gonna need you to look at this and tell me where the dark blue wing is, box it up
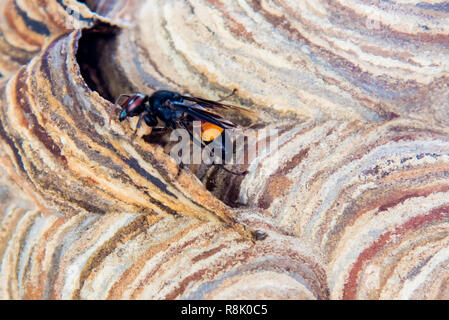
[169,101,236,129]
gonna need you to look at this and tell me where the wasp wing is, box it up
[181,95,256,118]
[169,101,237,129]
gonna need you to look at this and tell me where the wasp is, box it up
[115,89,267,241]
[115,89,255,174]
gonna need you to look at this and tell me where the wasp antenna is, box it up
[115,94,132,105]
[109,95,131,125]
[109,106,121,125]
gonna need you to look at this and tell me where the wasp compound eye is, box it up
[119,109,128,121]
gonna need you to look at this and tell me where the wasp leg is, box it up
[218,134,248,175]
[216,88,237,102]
[133,111,148,136]
[149,127,168,133]
[143,114,158,127]
[175,162,185,179]
[218,165,248,175]
[179,121,207,148]
[180,121,247,176]
[144,115,168,136]
[174,121,207,178]
[215,163,248,175]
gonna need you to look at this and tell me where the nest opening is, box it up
[77,0,98,12]
[76,24,121,103]
[75,24,255,206]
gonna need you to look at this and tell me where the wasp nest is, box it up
[0,0,448,300]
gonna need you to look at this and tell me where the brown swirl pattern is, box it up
[214,118,449,299]
[0,0,449,299]
[0,207,327,299]
[0,0,122,78]
[107,0,449,126]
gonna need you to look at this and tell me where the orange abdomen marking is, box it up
[201,122,223,142]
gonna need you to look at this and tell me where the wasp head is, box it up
[116,93,148,121]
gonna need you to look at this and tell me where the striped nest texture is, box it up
[0,0,448,300]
